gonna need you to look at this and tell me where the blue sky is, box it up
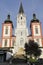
[0,0,43,37]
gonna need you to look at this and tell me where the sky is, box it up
[0,0,43,37]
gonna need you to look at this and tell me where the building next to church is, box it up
[0,3,43,61]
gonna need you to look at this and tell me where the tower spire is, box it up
[19,2,24,13]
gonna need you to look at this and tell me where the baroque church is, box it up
[0,3,43,61]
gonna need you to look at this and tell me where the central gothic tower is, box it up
[14,3,28,55]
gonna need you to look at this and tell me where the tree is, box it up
[25,42,28,62]
[25,40,41,60]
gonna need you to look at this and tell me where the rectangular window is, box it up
[21,32,22,36]
[20,38,24,45]
[12,40,15,47]
[5,27,8,34]
[5,40,7,47]
[35,27,38,34]
[36,39,39,43]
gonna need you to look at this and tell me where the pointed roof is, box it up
[19,3,24,13]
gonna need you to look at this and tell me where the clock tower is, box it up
[15,3,28,55]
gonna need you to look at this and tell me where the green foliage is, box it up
[25,40,41,61]
[29,58,37,62]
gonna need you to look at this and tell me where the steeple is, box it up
[19,2,24,13]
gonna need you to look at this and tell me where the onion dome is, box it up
[31,13,39,23]
[30,13,39,28]
[4,14,14,28]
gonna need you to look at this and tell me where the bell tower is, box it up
[17,3,26,29]
[30,14,43,58]
[2,15,13,47]
[15,3,28,55]
[30,14,42,47]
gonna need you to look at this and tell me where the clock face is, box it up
[18,15,25,26]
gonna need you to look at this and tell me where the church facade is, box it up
[0,3,43,60]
